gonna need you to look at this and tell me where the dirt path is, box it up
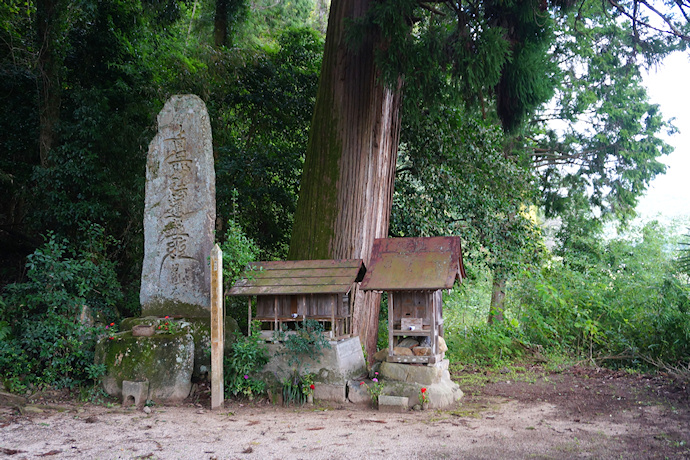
[1,366,688,459]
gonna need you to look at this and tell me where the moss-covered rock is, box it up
[95,330,195,403]
[119,315,239,380]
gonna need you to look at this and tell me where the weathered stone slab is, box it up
[378,395,409,413]
[141,94,215,317]
[313,383,346,403]
[379,361,443,385]
[374,359,462,409]
[261,337,366,387]
[122,380,149,408]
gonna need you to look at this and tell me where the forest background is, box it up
[0,0,689,395]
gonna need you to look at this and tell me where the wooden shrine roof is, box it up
[228,259,366,296]
[360,237,466,291]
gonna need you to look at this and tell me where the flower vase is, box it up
[422,402,429,411]
[307,394,313,405]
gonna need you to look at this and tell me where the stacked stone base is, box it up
[346,360,463,409]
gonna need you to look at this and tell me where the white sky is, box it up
[636,52,690,224]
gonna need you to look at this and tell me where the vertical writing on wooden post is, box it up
[210,244,224,410]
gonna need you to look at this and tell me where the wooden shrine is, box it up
[360,237,466,364]
[228,259,366,340]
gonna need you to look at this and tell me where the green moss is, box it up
[95,330,195,401]
[161,221,177,232]
[117,315,239,380]
[141,298,210,318]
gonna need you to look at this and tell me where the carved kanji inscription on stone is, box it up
[141,95,215,316]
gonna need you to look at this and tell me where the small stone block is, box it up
[373,348,389,362]
[347,380,371,404]
[313,383,346,403]
[393,347,413,356]
[122,380,149,408]
[412,347,431,356]
[378,395,409,413]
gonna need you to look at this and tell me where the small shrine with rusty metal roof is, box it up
[360,236,466,365]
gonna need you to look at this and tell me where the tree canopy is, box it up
[0,0,688,388]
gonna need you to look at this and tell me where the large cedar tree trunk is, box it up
[288,0,402,360]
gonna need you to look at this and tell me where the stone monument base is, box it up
[95,328,194,403]
[120,316,239,380]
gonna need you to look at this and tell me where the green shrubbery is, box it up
[445,221,690,371]
[220,216,261,334]
[0,225,123,392]
[274,319,331,405]
[519,223,689,367]
[218,219,270,399]
[224,321,269,399]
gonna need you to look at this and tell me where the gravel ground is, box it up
[1,366,688,459]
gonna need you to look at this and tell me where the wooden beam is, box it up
[210,244,224,410]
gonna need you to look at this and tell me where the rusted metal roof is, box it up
[228,259,366,296]
[360,237,466,291]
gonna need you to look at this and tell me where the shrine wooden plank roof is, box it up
[360,237,466,291]
[228,259,366,296]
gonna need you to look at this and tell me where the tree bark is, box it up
[288,0,402,360]
[488,275,506,324]
[37,0,61,167]
[214,0,228,48]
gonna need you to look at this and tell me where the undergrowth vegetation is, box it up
[0,224,122,392]
[224,321,269,399]
[445,221,690,378]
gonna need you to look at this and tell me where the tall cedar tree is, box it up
[289,0,561,356]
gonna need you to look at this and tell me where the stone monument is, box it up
[141,94,215,317]
[96,95,238,403]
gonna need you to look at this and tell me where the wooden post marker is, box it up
[210,244,224,410]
